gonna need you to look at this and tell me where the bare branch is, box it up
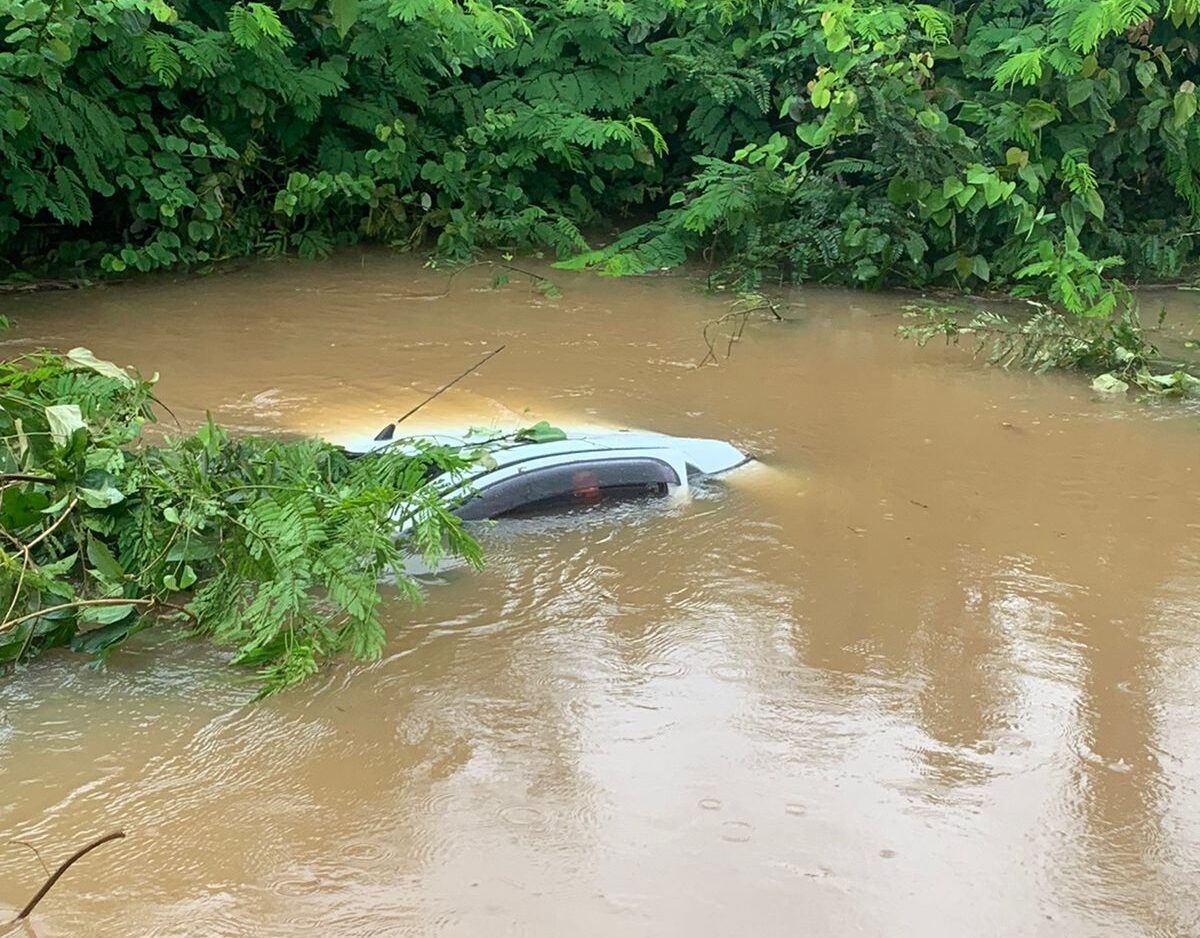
[2,499,79,630]
[25,499,77,551]
[9,842,50,878]
[11,832,125,923]
[697,302,785,367]
[1,596,196,635]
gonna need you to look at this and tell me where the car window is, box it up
[455,458,680,520]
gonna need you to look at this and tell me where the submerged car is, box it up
[341,425,752,525]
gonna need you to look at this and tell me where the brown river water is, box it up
[2,253,1200,937]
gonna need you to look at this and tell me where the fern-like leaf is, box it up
[912,4,953,46]
[143,33,182,86]
[993,48,1045,88]
[51,165,91,224]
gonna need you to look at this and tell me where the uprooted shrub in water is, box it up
[898,299,1200,396]
[0,348,481,695]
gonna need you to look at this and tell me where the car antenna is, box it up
[373,345,507,441]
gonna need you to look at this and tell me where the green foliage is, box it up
[3,0,1200,333]
[553,1,1200,321]
[513,419,567,443]
[0,349,481,695]
[0,0,677,274]
[899,300,1200,395]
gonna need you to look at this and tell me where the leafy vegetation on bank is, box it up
[0,348,480,694]
[5,1,1200,366]
[565,2,1200,303]
[2,2,1199,287]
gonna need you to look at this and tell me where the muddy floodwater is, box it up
[2,254,1200,937]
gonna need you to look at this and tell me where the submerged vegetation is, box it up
[0,348,481,694]
[898,301,1200,395]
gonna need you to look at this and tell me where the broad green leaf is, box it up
[3,108,29,134]
[146,0,175,21]
[1174,87,1197,128]
[329,0,359,38]
[78,469,124,509]
[903,232,927,263]
[1017,162,1042,194]
[66,348,135,387]
[1,488,50,529]
[1066,80,1093,108]
[795,121,832,147]
[70,616,137,653]
[39,552,79,578]
[1024,100,1060,131]
[45,404,86,448]
[42,494,71,515]
[78,603,136,626]
[45,38,72,63]
[887,174,918,204]
[1091,373,1129,394]
[87,536,126,580]
[0,623,34,663]
[514,420,567,444]
[916,109,942,129]
[165,538,217,562]
[1176,372,1200,395]
[163,564,197,592]
[953,184,976,209]
[1005,147,1029,167]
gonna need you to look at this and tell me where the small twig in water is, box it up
[697,303,785,367]
[11,831,125,923]
[9,843,50,878]
[390,260,556,301]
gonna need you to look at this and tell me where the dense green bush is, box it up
[4,0,1200,319]
[566,2,1200,308]
[0,0,679,273]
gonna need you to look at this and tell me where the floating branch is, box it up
[10,831,126,923]
[697,301,785,367]
[9,842,49,877]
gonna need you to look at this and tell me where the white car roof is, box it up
[342,428,751,477]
